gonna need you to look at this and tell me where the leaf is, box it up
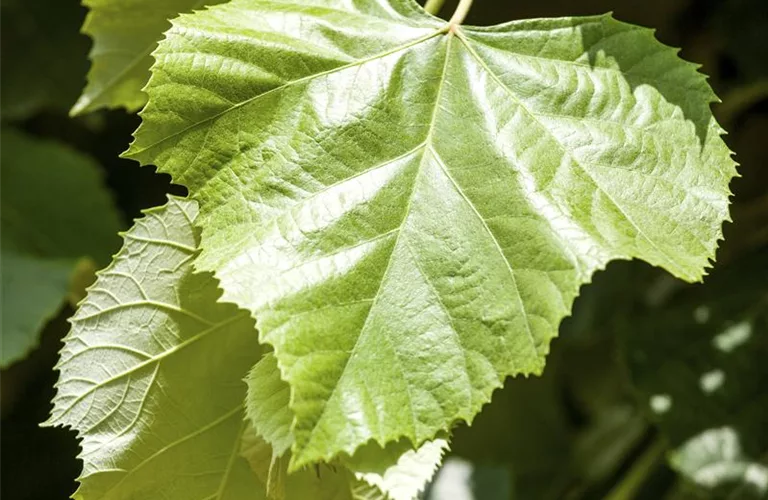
[1,251,76,367]
[245,353,448,500]
[0,0,89,120]
[246,353,295,458]
[241,429,357,500]
[0,129,120,367]
[44,197,266,500]
[126,0,736,467]
[347,438,449,500]
[72,0,226,115]
[622,252,768,498]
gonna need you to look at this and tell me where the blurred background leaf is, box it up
[621,252,768,499]
[0,0,88,120]
[1,128,121,368]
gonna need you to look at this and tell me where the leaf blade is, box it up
[129,1,735,468]
[45,197,265,500]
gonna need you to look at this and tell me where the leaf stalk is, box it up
[448,0,474,27]
[424,0,447,15]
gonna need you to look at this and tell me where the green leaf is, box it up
[246,353,448,500]
[246,353,295,458]
[1,129,120,367]
[0,0,89,120]
[347,438,448,500]
[1,251,76,367]
[72,0,226,115]
[622,253,768,498]
[44,197,266,500]
[240,429,356,500]
[127,0,736,467]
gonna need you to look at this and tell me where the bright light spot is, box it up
[429,458,474,500]
[745,464,768,493]
[694,306,710,324]
[650,394,672,414]
[672,427,743,487]
[700,369,725,393]
[713,321,752,353]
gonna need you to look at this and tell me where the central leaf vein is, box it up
[302,32,455,450]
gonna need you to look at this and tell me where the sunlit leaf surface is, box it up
[127,0,735,467]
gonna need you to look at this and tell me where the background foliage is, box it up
[1,0,766,498]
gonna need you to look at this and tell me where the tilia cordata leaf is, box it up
[44,198,266,499]
[126,0,736,469]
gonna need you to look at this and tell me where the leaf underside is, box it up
[45,197,265,500]
[127,0,736,469]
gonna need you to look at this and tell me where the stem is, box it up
[448,0,474,27]
[604,437,667,500]
[423,0,446,15]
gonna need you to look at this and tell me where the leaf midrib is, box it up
[294,30,539,464]
[295,31,455,465]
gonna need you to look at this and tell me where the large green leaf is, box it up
[72,0,225,115]
[1,129,120,367]
[622,252,768,498]
[126,0,736,468]
[44,197,265,499]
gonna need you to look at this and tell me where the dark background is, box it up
[1,0,766,498]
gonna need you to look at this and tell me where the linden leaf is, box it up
[126,0,735,467]
[44,197,265,499]
[1,129,120,368]
[71,0,225,115]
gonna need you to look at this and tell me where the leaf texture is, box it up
[246,353,295,458]
[127,0,736,467]
[245,352,447,500]
[240,429,356,500]
[1,129,120,367]
[45,197,265,500]
[72,0,225,115]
